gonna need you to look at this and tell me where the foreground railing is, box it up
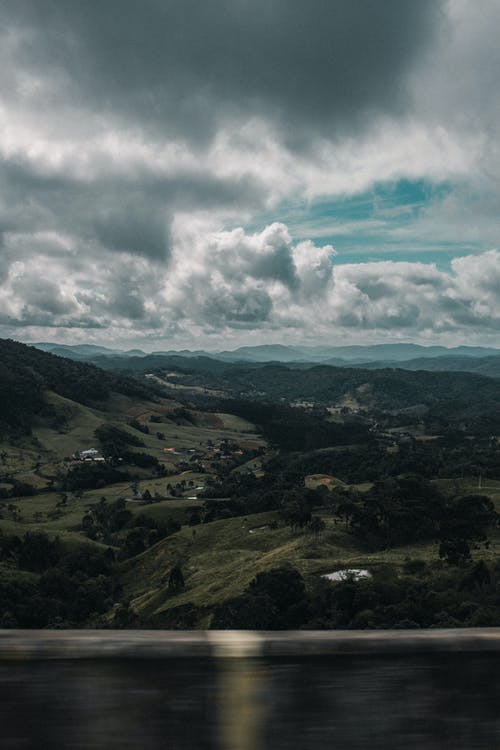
[1,629,500,748]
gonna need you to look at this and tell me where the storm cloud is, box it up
[2,0,440,142]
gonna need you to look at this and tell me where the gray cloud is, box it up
[3,0,441,144]
[0,156,264,263]
[11,276,76,316]
[202,288,274,327]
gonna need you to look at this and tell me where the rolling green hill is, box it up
[117,475,500,628]
[0,338,152,437]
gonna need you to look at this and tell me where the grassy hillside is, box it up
[0,384,264,546]
[117,475,500,627]
[0,347,270,628]
[0,338,153,436]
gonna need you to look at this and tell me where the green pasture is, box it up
[119,474,500,625]
[119,508,440,622]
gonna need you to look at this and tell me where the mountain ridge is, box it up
[31,341,500,377]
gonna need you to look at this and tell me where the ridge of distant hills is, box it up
[33,342,148,360]
[10,338,499,426]
[217,343,500,363]
[32,341,500,378]
[354,354,500,378]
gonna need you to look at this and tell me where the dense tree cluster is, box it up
[0,480,37,499]
[0,500,183,626]
[332,478,497,561]
[62,463,129,491]
[266,437,500,484]
[81,498,180,551]
[94,424,145,454]
[218,399,372,451]
[128,419,150,434]
[121,451,160,469]
[158,362,500,413]
[0,533,116,627]
[82,498,133,541]
[93,424,160,470]
[212,561,500,630]
[120,516,181,559]
[212,567,307,629]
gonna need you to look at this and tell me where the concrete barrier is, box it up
[1,629,500,748]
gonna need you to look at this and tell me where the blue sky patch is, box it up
[250,179,483,269]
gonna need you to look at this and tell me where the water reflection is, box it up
[217,659,269,750]
[0,635,500,748]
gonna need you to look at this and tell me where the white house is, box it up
[80,448,100,459]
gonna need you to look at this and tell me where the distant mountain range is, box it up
[31,341,500,377]
[34,341,500,363]
[215,343,500,365]
[33,342,148,360]
[355,354,500,378]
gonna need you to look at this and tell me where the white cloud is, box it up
[0,221,498,347]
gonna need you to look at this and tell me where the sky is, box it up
[1,0,500,351]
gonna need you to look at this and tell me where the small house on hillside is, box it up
[80,448,100,459]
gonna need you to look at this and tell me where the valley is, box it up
[1,338,500,629]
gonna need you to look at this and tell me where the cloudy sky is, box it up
[1,0,500,351]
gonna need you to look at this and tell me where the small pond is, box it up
[321,569,372,582]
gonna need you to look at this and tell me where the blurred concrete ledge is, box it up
[1,628,500,659]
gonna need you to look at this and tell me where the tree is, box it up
[334,491,360,530]
[249,567,306,612]
[188,511,201,526]
[212,567,307,629]
[18,532,61,572]
[168,565,185,591]
[121,528,146,559]
[439,494,497,566]
[310,516,326,540]
[439,538,471,567]
[280,499,311,532]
